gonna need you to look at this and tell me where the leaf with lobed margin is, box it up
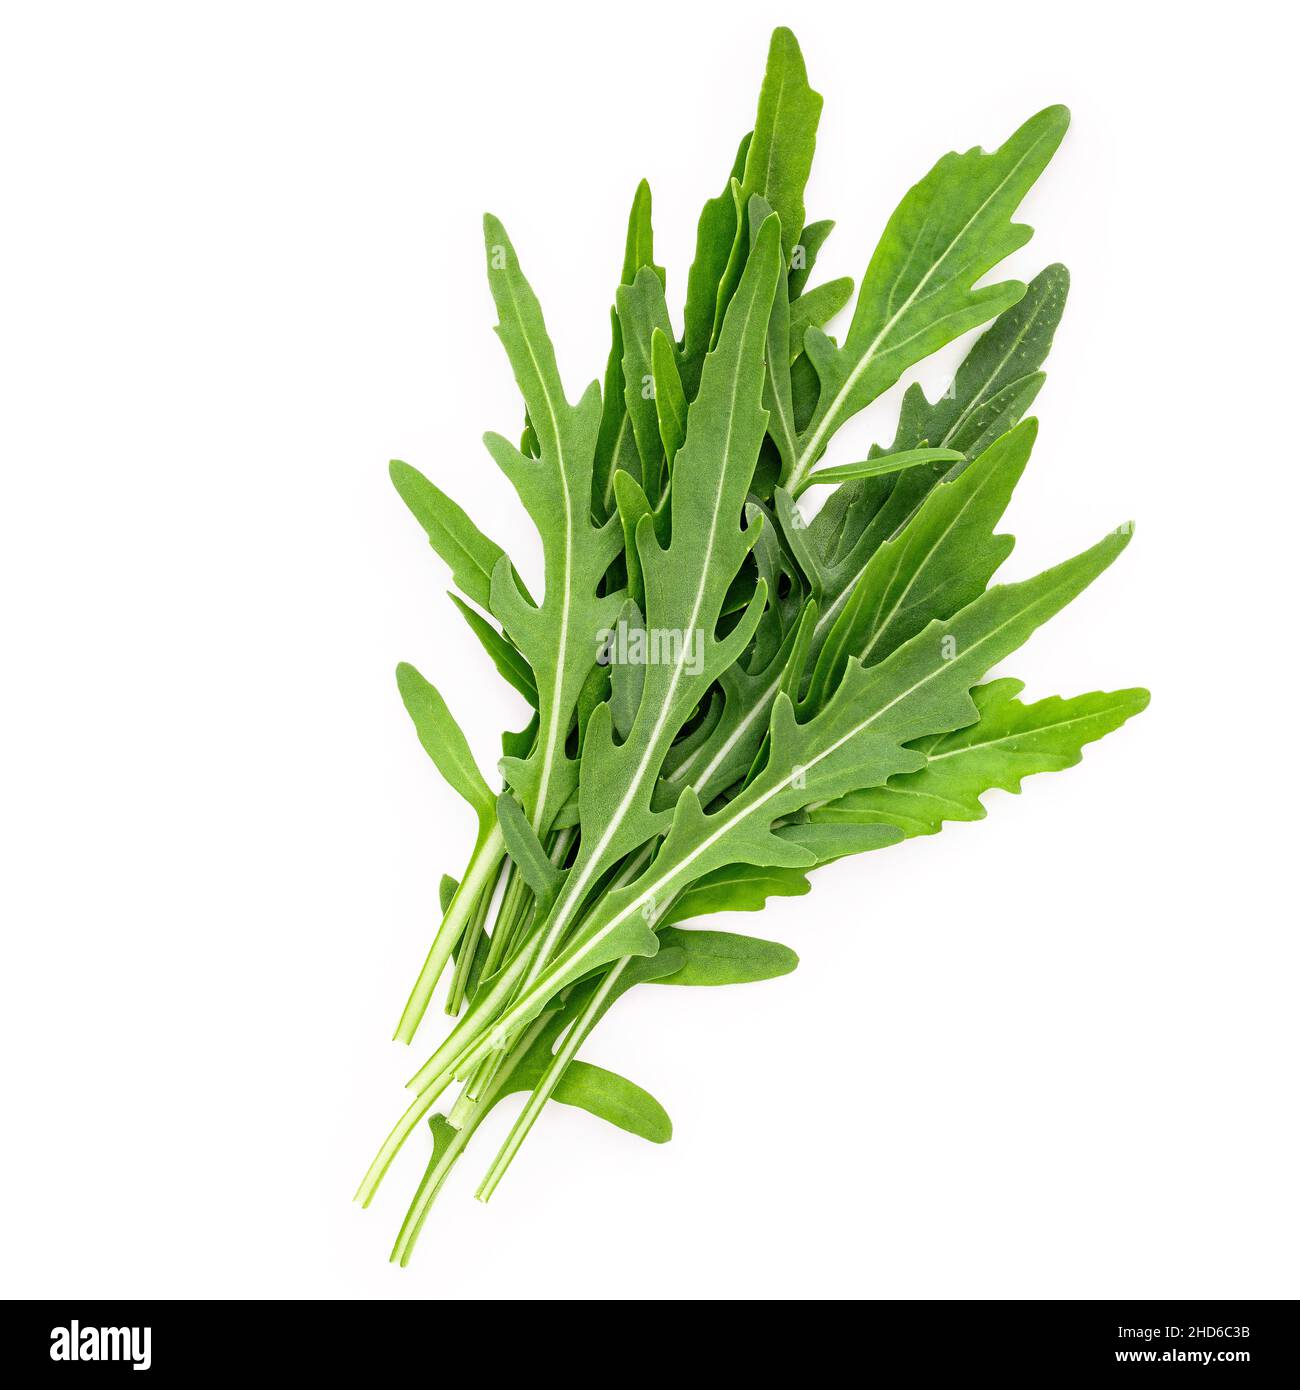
[813,677,1149,837]
[479,215,626,835]
[787,106,1070,490]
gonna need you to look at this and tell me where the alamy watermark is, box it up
[596,620,705,677]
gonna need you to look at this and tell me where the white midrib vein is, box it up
[787,135,1050,492]
[925,709,1114,761]
[503,275,574,835]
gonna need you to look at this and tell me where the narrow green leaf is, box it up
[653,927,799,985]
[787,218,834,298]
[680,132,752,397]
[617,267,675,492]
[395,663,493,820]
[662,863,811,924]
[447,593,538,707]
[496,792,561,911]
[650,327,687,470]
[794,446,964,498]
[775,821,903,863]
[740,26,823,261]
[389,460,510,611]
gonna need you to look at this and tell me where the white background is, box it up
[2,0,1295,1300]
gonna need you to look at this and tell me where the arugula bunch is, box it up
[363,27,1148,1265]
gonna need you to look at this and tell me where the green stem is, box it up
[477,957,630,1202]
[357,935,542,1207]
[389,1015,551,1266]
[445,855,502,1015]
[393,818,505,1045]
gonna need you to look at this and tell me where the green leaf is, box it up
[882,262,1070,458]
[447,593,538,707]
[788,106,1070,488]
[774,821,904,863]
[496,792,561,911]
[788,218,834,299]
[804,420,1037,708]
[788,276,853,362]
[793,446,964,498]
[594,181,664,520]
[389,460,510,611]
[395,662,493,821]
[480,215,626,835]
[617,266,676,493]
[662,863,811,924]
[438,875,458,915]
[814,677,1149,837]
[740,27,823,261]
[651,327,687,470]
[653,927,799,985]
[680,132,751,397]
[606,599,647,742]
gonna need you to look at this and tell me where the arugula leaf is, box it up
[788,218,834,299]
[680,133,752,396]
[389,460,509,611]
[786,106,1070,490]
[803,419,1038,709]
[814,678,1150,836]
[395,663,493,822]
[653,927,798,985]
[447,593,537,707]
[480,215,626,837]
[739,26,823,262]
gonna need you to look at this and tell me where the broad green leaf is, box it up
[395,662,493,821]
[480,216,626,835]
[814,677,1149,837]
[389,460,510,611]
[787,106,1069,489]
[448,593,538,707]
[653,927,799,985]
